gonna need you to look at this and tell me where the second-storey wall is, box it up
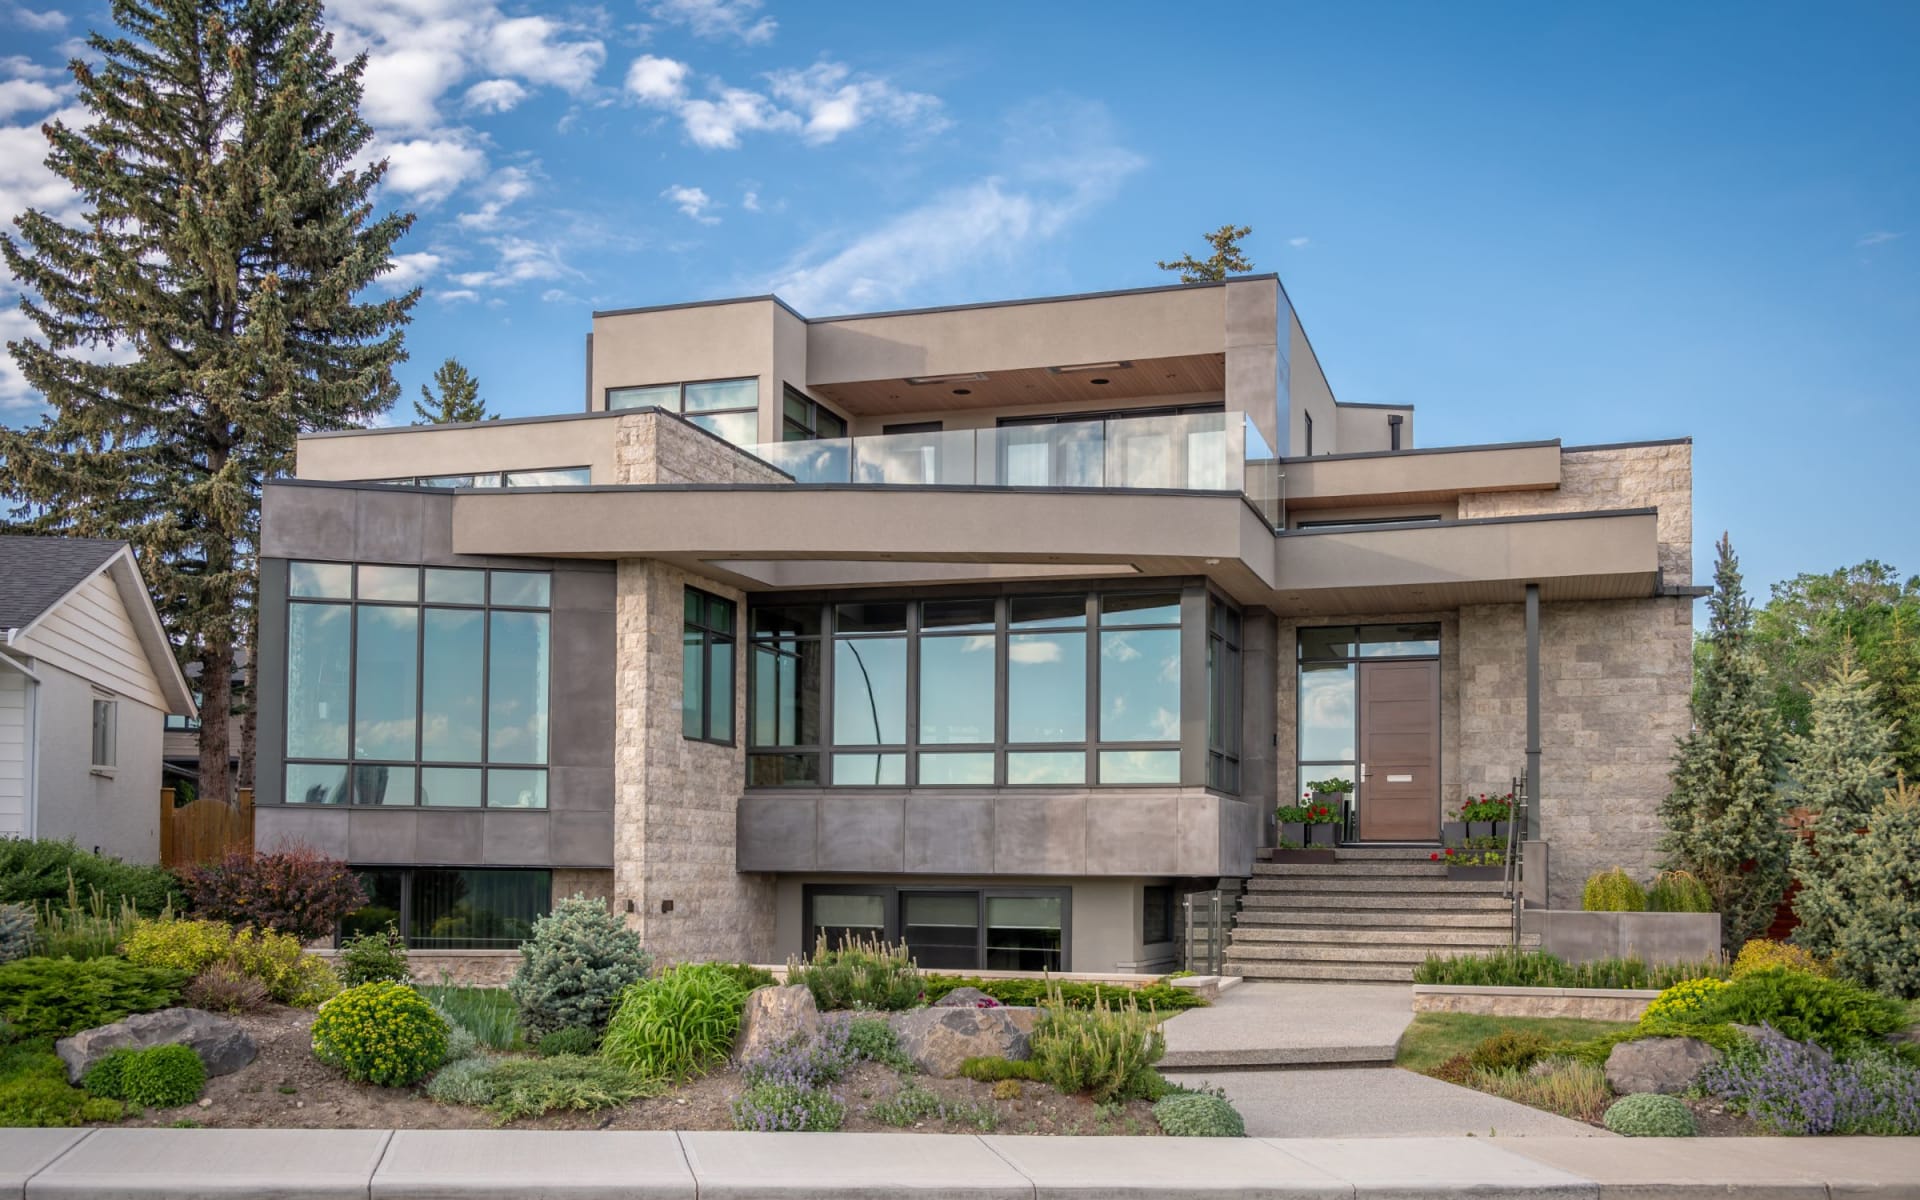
[1459,441,1693,584]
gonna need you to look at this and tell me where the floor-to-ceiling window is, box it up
[749,587,1213,789]
[283,562,552,808]
[803,885,1068,971]
[341,868,551,949]
[1295,622,1441,808]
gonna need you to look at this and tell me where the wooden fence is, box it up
[159,787,254,870]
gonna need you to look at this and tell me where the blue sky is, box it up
[2,0,1915,600]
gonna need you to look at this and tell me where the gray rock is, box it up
[1604,1036,1721,1096]
[733,985,820,1062]
[931,987,999,1009]
[1731,1023,1835,1066]
[57,1007,255,1083]
[890,1006,1040,1078]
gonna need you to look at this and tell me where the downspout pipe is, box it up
[1525,583,1542,840]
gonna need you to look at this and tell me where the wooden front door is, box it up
[1357,660,1441,841]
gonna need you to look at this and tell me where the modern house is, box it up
[253,275,1695,979]
[0,536,198,862]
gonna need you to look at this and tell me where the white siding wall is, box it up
[0,669,27,839]
[11,571,166,711]
[31,659,162,863]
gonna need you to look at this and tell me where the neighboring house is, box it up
[0,537,197,862]
[253,275,1696,977]
[161,652,248,798]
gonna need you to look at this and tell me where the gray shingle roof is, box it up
[0,535,127,633]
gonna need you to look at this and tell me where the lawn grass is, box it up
[1394,1012,1633,1075]
[420,985,522,1050]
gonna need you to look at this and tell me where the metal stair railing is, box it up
[1503,769,1529,948]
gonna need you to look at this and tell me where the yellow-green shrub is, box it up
[1029,985,1165,1104]
[121,920,235,973]
[1582,868,1647,912]
[311,981,448,1087]
[122,919,338,1008]
[1641,977,1729,1025]
[1731,939,1829,980]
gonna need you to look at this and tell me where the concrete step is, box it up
[1239,891,1511,912]
[1223,942,1461,965]
[1228,926,1514,947]
[1224,960,1416,982]
[1251,861,1449,878]
[1245,876,1507,895]
[1331,846,1450,861]
[1233,908,1511,929]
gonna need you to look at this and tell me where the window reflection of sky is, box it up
[1298,662,1356,761]
[1101,629,1180,742]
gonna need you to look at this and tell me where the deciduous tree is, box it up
[1157,224,1253,283]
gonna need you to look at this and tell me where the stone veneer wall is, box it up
[615,410,791,486]
[1458,597,1695,911]
[552,868,614,908]
[1458,442,1693,585]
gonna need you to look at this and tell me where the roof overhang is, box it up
[10,547,197,717]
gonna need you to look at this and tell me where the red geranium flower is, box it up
[1429,852,1440,861]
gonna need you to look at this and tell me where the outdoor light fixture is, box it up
[1047,361,1131,374]
[904,372,988,385]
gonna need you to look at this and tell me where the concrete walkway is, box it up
[1166,1066,1607,1139]
[1161,981,1416,1067]
[5,1128,1918,1198]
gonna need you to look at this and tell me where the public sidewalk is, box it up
[4,1128,1917,1198]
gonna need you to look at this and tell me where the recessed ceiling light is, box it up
[952,388,972,395]
[1089,378,1110,385]
[905,372,988,386]
[1048,361,1131,374]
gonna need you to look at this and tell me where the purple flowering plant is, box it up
[1696,1026,1920,1136]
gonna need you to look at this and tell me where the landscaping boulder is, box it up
[733,985,820,1062]
[1603,1037,1720,1096]
[931,986,998,1009]
[56,1007,255,1084]
[891,1005,1039,1078]
[1732,1024,1834,1067]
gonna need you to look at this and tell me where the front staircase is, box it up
[1224,847,1531,982]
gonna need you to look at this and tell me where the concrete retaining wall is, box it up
[1412,984,1658,1021]
[1523,909,1722,965]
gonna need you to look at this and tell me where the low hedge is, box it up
[1411,950,1729,991]
[920,975,1207,1011]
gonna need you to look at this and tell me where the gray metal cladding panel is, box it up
[903,794,993,873]
[550,608,616,768]
[991,794,1088,875]
[549,765,616,812]
[261,486,356,560]
[550,811,616,867]
[414,810,486,863]
[816,795,906,872]
[1086,793,1181,875]
[353,488,426,562]
[347,809,419,864]
[255,806,349,859]
[737,795,818,871]
[482,810,552,865]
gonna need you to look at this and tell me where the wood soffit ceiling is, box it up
[809,353,1227,415]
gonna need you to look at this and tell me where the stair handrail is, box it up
[1503,769,1529,947]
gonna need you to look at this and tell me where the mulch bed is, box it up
[126,1006,1160,1135]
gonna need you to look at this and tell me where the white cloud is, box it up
[433,289,481,304]
[449,235,583,290]
[1858,231,1902,247]
[0,78,60,119]
[378,136,488,204]
[456,164,536,230]
[625,54,689,103]
[6,5,66,32]
[662,183,719,223]
[0,102,87,228]
[741,189,760,212]
[649,0,775,45]
[379,251,443,291]
[677,86,798,149]
[483,17,605,94]
[1006,640,1063,664]
[1288,236,1310,248]
[360,45,469,131]
[0,55,58,80]
[463,78,528,113]
[766,61,943,145]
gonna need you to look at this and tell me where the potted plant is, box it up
[1442,806,1468,848]
[1275,801,1313,850]
[1459,792,1513,841]
[1300,783,1346,847]
[1308,776,1354,806]
[1431,840,1505,881]
[1268,836,1336,864]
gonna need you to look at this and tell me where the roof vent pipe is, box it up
[1388,413,1404,451]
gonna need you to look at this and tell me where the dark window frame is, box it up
[606,376,760,443]
[1304,410,1314,456]
[1142,884,1176,946]
[1294,622,1442,806]
[683,586,737,746]
[782,384,848,442]
[283,562,553,810]
[801,883,1072,972]
[340,866,553,950]
[1207,594,1242,793]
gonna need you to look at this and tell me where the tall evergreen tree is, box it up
[1786,647,1897,957]
[413,357,489,423]
[0,0,415,801]
[1830,777,1920,998]
[1659,534,1791,951]
[1157,224,1253,283]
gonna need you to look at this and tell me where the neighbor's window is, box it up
[682,587,736,745]
[607,376,759,446]
[284,563,551,809]
[90,697,117,770]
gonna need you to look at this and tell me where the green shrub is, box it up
[1029,985,1166,1104]
[0,957,185,1037]
[79,1096,124,1123]
[1603,1092,1697,1136]
[959,1055,1042,1082]
[508,897,650,1042]
[1828,780,1920,998]
[115,1045,205,1107]
[865,1082,997,1131]
[1647,870,1714,913]
[1732,939,1828,979]
[0,1076,86,1126]
[1642,978,1729,1025]
[710,962,777,993]
[1153,1091,1245,1136]
[338,923,410,987]
[844,1017,912,1072]
[425,1056,497,1107]
[311,981,449,1087]
[420,986,520,1050]
[601,962,747,1080]
[121,919,235,974]
[1583,868,1648,912]
[0,904,34,964]
[730,1079,846,1131]
[788,935,922,1012]
[122,919,336,1007]
[0,840,183,914]
[535,1026,598,1057]
[432,1009,481,1063]
[1696,966,1906,1050]
[921,973,1207,1012]
[481,1056,659,1123]
[183,847,365,943]
[1411,950,1729,990]
[1467,1030,1548,1074]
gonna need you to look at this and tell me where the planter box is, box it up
[1446,865,1505,881]
[1493,821,1510,842]
[1412,984,1660,1022]
[1442,820,1467,846]
[1278,821,1305,848]
[1268,848,1338,864]
[1307,824,1337,847]
[1467,821,1495,841]
[1520,909,1723,966]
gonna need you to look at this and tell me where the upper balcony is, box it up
[743,410,1283,525]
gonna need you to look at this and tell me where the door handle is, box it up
[1359,762,1368,782]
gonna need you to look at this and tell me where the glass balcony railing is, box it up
[746,411,1284,526]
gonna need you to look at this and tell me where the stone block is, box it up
[733,986,820,1063]
[57,1007,257,1083]
[890,1006,1040,1078]
[1604,1036,1721,1095]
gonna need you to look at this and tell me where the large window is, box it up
[804,886,1067,972]
[1295,623,1440,800]
[369,467,591,488]
[783,385,847,441]
[750,589,1207,788]
[284,562,551,809]
[1208,598,1242,792]
[683,587,736,745]
[341,868,551,949]
[607,377,758,445]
